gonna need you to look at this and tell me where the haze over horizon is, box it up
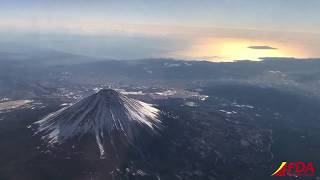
[1,0,319,61]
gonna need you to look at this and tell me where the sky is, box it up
[0,0,319,61]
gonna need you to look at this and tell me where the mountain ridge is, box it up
[33,89,162,159]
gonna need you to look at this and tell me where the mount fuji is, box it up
[33,89,162,159]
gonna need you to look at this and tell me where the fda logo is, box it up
[271,162,315,177]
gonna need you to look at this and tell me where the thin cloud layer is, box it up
[248,45,278,50]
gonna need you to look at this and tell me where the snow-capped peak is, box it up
[34,89,161,158]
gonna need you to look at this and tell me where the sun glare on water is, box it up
[181,38,304,62]
[218,41,281,61]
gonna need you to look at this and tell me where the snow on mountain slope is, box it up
[33,89,161,158]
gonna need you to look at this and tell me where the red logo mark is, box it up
[272,162,315,177]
